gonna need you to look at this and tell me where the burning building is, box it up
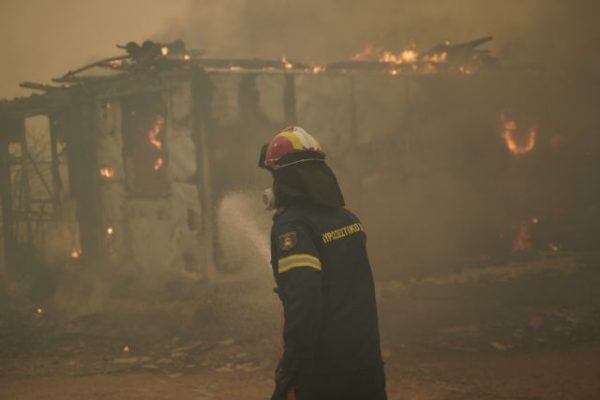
[0,38,598,285]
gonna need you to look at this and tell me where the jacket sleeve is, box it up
[271,220,323,372]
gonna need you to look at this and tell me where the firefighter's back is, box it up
[277,205,386,399]
[303,205,382,371]
[278,207,381,371]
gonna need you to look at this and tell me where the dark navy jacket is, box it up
[270,205,383,373]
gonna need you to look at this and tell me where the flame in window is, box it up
[501,114,537,155]
[99,167,115,178]
[154,157,164,171]
[71,248,82,259]
[148,115,165,150]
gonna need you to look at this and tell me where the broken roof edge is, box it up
[48,35,501,83]
[0,90,72,119]
[0,66,198,118]
[2,61,544,120]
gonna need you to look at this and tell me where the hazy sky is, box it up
[1,0,598,100]
[0,0,187,98]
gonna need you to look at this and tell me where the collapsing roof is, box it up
[58,36,496,79]
[0,36,497,117]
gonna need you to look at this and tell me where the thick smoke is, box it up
[0,0,188,98]
[2,1,598,98]
[157,0,600,278]
[162,0,600,72]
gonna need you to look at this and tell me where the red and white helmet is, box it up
[263,126,324,170]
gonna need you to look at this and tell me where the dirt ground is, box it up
[1,345,599,400]
[1,252,599,399]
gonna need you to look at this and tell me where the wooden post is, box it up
[49,114,64,209]
[191,68,218,282]
[0,117,24,270]
[64,94,101,261]
[0,134,13,270]
[20,129,33,244]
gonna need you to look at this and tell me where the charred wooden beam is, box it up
[326,60,411,71]
[0,134,13,268]
[191,68,217,282]
[0,118,24,268]
[116,39,203,62]
[49,113,64,208]
[22,146,54,207]
[19,129,33,243]
[56,55,131,82]
[193,58,310,71]
[63,92,102,260]
[19,82,66,92]
[426,36,496,64]
[0,91,71,119]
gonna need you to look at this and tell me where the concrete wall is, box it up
[94,80,207,282]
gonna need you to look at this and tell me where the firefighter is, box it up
[259,126,387,400]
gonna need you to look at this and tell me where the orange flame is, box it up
[352,44,376,61]
[352,44,448,66]
[423,52,448,63]
[70,248,82,259]
[154,157,164,171]
[459,65,476,75]
[380,49,419,64]
[549,243,560,252]
[99,167,115,178]
[281,56,293,70]
[501,114,537,155]
[106,226,114,236]
[148,115,165,150]
[350,43,484,75]
[108,59,125,68]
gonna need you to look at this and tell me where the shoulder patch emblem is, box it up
[278,231,297,251]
